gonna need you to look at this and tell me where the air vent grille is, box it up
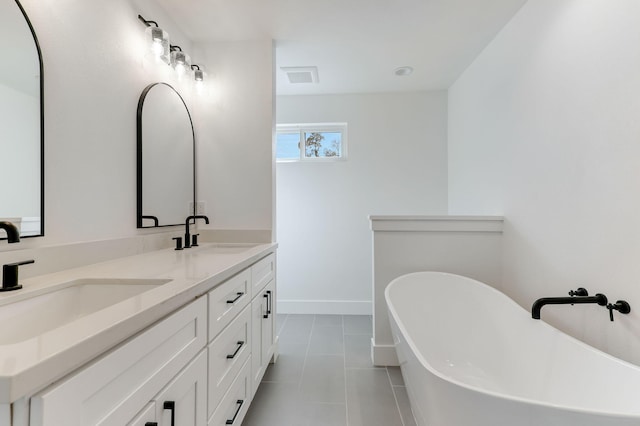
[281,66,319,84]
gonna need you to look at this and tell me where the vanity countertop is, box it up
[0,242,277,404]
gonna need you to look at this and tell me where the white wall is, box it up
[194,40,274,234]
[276,92,448,314]
[449,0,640,365]
[1,0,273,254]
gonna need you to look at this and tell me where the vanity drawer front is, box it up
[209,268,251,341]
[208,356,252,426]
[251,253,275,298]
[207,305,251,418]
[30,297,207,426]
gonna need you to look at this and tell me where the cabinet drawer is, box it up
[207,305,251,418]
[30,297,207,426]
[208,356,252,426]
[251,253,275,298]
[208,268,251,341]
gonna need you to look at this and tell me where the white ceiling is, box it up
[154,0,527,95]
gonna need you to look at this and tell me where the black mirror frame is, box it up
[136,82,196,228]
[2,0,45,240]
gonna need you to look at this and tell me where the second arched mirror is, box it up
[137,83,195,228]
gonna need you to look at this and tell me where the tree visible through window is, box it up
[276,124,347,161]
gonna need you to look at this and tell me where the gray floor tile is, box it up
[346,368,403,426]
[307,325,344,355]
[244,313,409,426]
[387,366,405,386]
[314,314,343,327]
[241,382,305,426]
[300,355,345,404]
[278,334,310,355]
[276,313,288,335]
[262,345,307,384]
[345,334,373,368]
[303,402,347,426]
[393,386,418,426]
[343,315,372,335]
[278,315,314,345]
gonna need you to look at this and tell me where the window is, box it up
[276,123,347,161]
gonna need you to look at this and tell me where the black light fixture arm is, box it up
[137,15,158,27]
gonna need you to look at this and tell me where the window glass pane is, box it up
[276,132,300,160]
[304,132,342,158]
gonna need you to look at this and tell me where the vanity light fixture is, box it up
[170,45,191,76]
[138,15,170,65]
[191,64,205,82]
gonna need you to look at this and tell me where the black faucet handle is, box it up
[568,287,589,297]
[607,300,631,322]
[1,259,35,291]
[191,234,200,247]
[172,237,183,251]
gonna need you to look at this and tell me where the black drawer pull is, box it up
[226,399,244,425]
[226,341,245,359]
[145,423,158,426]
[226,292,244,304]
[263,290,272,318]
[163,401,175,426]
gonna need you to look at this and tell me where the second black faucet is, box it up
[184,215,209,248]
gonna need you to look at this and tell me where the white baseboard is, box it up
[277,299,372,315]
[372,341,399,366]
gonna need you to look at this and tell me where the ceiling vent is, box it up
[281,66,319,84]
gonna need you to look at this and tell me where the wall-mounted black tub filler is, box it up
[532,293,608,320]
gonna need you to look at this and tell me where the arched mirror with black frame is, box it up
[0,0,45,240]
[137,82,195,228]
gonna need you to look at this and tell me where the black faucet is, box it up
[184,215,209,248]
[0,221,20,243]
[1,259,34,291]
[532,293,608,319]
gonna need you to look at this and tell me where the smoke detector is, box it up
[281,66,319,84]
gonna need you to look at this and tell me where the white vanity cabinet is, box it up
[30,297,207,426]
[207,252,276,425]
[12,248,277,426]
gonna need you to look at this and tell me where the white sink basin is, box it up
[201,244,259,254]
[0,278,170,345]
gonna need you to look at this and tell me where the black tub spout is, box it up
[532,294,608,319]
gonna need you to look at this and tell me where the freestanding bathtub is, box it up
[385,271,640,426]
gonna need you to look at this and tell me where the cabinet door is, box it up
[250,279,276,393]
[127,402,156,426]
[261,279,276,367]
[154,350,207,426]
[30,298,207,426]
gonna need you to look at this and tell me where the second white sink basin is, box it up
[0,278,170,345]
[201,244,259,254]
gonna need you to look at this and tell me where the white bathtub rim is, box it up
[385,271,640,420]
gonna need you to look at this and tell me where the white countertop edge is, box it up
[369,215,504,232]
[0,242,277,403]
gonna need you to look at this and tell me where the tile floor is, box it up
[242,314,417,426]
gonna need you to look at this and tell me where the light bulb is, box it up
[145,26,170,64]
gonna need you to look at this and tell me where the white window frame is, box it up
[276,123,348,162]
